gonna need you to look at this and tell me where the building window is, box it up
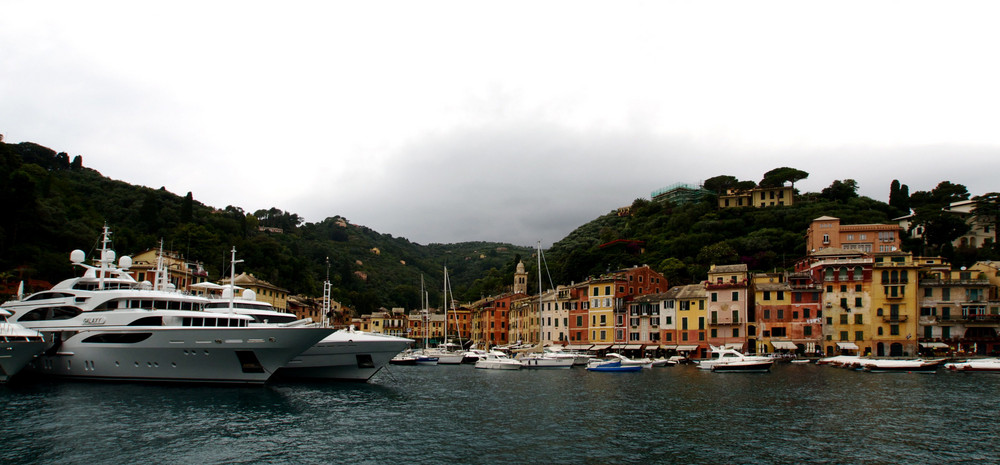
[854,314,863,324]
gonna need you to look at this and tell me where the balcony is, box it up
[881,315,909,323]
[710,318,740,325]
[919,279,989,287]
[942,314,1000,323]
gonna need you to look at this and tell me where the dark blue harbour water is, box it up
[3,364,998,464]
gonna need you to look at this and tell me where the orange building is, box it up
[805,216,903,255]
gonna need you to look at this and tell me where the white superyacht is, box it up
[0,227,332,384]
[203,249,412,382]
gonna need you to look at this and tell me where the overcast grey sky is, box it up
[3,1,999,247]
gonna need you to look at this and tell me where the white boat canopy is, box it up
[919,342,950,349]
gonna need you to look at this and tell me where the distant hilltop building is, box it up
[895,199,995,249]
[718,185,794,208]
[806,216,903,254]
[651,182,711,206]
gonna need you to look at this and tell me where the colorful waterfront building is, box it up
[588,276,624,348]
[751,272,823,354]
[539,288,569,345]
[918,262,998,355]
[626,292,664,351]
[870,251,921,356]
[565,282,591,348]
[447,305,473,344]
[668,284,708,358]
[797,247,873,356]
[513,293,539,346]
[472,294,515,348]
[705,264,749,352]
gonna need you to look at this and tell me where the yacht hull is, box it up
[24,327,331,384]
[274,330,412,382]
[0,339,46,382]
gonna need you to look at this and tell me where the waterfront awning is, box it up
[722,343,744,350]
[660,345,677,350]
[675,345,699,352]
[920,342,950,349]
[623,344,643,350]
[771,341,798,350]
[591,345,612,351]
[837,342,860,350]
[564,344,593,351]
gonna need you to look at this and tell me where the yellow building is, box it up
[221,272,289,311]
[673,284,708,358]
[718,185,794,208]
[128,248,209,292]
[870,251,921,356]
[588,277,621,345]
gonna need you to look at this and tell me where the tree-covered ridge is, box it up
[0,139,533,314]
[546,177,1000,287]
[2,139,996,314]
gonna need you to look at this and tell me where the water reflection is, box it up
[4,364,1000,464]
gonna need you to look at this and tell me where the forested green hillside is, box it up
[0,140,533,314]
[2,140,995,315]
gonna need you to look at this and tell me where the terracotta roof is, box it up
[710,264,748,273]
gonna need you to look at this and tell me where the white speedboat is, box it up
[0,227,332,384]
[817,355,861,368]
[604,353,653,369]
[0,309,46,382]
[697,346,773,371]
[711,359,774,373]
[860,358,944,373]
[945,358,1000,372]
[205,294,412,382]
[517,351,574,369]
[474,351,522,370]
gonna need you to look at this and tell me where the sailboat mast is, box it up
[538,241,542,348]
[443,266,448,347]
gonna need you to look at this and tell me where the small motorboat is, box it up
[389,352,418,365]
[586,360,642,372]
[944,358,1000,372]
[711,359,774,373]
[861,358,944,373]
[475,351,523,370]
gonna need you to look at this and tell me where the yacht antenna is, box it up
[98,224,113,290]
[323,257,332,327]
[228,247,243,313]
